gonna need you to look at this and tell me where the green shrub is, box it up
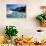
[5,26,18,39]
[36,14,46,21]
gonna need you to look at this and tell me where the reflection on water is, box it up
[7,11,26,18]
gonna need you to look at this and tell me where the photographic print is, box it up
[6,4,26,18]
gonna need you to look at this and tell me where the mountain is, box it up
[10,6,26,12]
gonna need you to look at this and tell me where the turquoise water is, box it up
[7,11,26,18]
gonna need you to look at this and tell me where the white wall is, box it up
[0,0,46,38]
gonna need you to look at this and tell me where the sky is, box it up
[7,4,25,9]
